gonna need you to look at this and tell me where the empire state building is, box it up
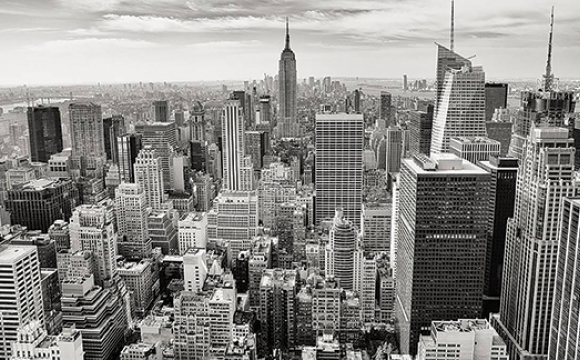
[277,18,300,138]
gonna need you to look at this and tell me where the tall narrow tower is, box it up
[277,18,299,138]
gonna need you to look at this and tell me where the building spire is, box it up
[285,17,290,50]
[543,6,555,91]
[450,0,455,51]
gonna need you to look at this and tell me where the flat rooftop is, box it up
[0,245,35,263]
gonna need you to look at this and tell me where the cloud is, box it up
[23,37,160,52]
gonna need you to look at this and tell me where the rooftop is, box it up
[0,245,35,263]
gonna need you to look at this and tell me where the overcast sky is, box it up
[0,0,578,86]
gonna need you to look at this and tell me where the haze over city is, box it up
[0,0,579,85]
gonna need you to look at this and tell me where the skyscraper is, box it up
[407,105,434,156]
[379,91,393,125]
[135,122,177,189]
[222,100,248,191]
[324,209,357,290]
[134,149,165,210]
[27,106,63,163]
[103,115,125,163]
[548,197,580,360]
[277,19,300,138]
[395,154,489,355]
[435,43,471,104]
[449,136,501,164]
[494,128,575,360]
[153,100,170,123]
[385,126,408,174]
[70,102,106,176]
[477,156,518,316]
[190,101,205,142]
[485,83,508,121]
[0,245,44,360]
[115,182,152,260]
[117,133,142,183]
[431,61,487,156]
[315,114,364,224]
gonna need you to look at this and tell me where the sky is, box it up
[0,0,578,86]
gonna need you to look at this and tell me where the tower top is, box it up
[285,17,291,50]
[543,6,555,91]
[450,0,455,51]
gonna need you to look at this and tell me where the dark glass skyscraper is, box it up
[485,83,508,121]
[27,106,63,163]
[103,115,124,163]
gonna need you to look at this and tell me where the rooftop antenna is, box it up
[285,17,290,50]
[450,0,455,51]
[543,6,555,91]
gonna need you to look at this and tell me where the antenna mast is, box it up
[450,0,455,51]
[543,6,555,91]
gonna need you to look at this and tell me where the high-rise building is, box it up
[416,319,509,360]
[115,182,152,260]
[407,105,434,156]
[548,197,580,360]
[477,157,518,316]
[403,74,408,91]
[325,209,357,290]
[10,321,85,360]
[69,102,106,176]
[259,269,297,355]
[259,96,272,125]
[353,249,377,322]
[178,212,207,255]
[494,128,575,360]
[153,100,170,123]
[70,203,117,285]
[315,114,364,224]
[379,91,392,124]
[27,106,63,163]
[117,260,154,315]
[449,136,501,164]
[385,126,408,174]
[117,133,143,183]
[395,154,489,355]
[190,101,205,141]
[435,43,471,104]
[135,122,177,189]
[5,179,78,233]
[245,130,268,171]
[183,248,208,293]
[485,83,508,121]
[0,245,44,360]
[431,62,487,156]
[148,209,178,255]
[353,89,362,114]
[277,19,300,139]
[222,100,246,191]
[486,121,512,157]
[360,202,392,253]
[103,115,125,163]
[134,149,165,210]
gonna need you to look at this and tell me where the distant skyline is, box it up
[0,0,579,86]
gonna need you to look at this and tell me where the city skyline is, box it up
[0,0,579,86]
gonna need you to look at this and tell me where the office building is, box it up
[449,136,501,164]
[485,83,508,121]
[435,43,471,104]
[495,128,575,360]
[277,19,300,138]
[477,157,517,315]
[353,249,377,322]
[0,245,44,360]
[103,115,125,163]
[117,260,154,315]
[259,95,272,125]
[431,61,487,156]
[548,197,580,360]
[361,202,391,253]
[115,182,152,260]
[486,121,512,157]
[153,100,170,123]
[248,236,273,311]
[69,203,117,285]
[207,191,259,259]
[417,319,509,360]
[120,342,162,360]
[10,321,84,360]
[315,114,364,224]
[134,149,165,210]
[193,172,213,212]
[325,209,357,290]
[190,101,206,141]
[148,209,178,255]
[245,130,268,171]
[379,91,392,125]
[395,154,489,355]
[117,133,143,183]
[178,212,208,255]
[385,126,408,174]
[183,248,208,293]
[5,179,78,233]
[135,122,177,189]
[61,276,127,360]
[259,269,297,354]
[49,220,71,251]
[27,106,63,163]
[69,102,106,176]
[190,140,206,172]
[222,100,246,191]
[408,105,434,156]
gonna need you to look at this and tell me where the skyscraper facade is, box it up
[222,100,246,191]
[117,133,143,183]
[431,63,487,156]
[435,43,471,104]
[495,127,575,360]
[315,114,364,224]
[395,154,489,355]
[485,83,508,121]
[135,122,177,189]
[548,197,580,360]
[103,115,125,163]
[115,182,152,260]
[134,149,165,210]
[27,106,63,163]
[407,105,434,156]
[153,100,170,123]
[379,91,392,124]
[70,102,106,176]
[277,20,300,138]
[324,209,357,290]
